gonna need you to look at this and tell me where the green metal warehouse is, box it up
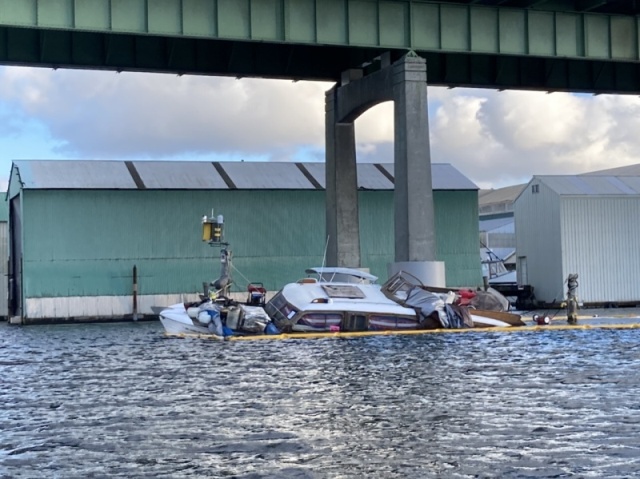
[0,195,7,319]
[7,160,481,324]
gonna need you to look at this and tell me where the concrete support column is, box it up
[325,88,361,268]
[325,52,443,284]
[392,54,437,263]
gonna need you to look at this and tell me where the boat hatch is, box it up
[321,284,366,299]
[312,298,331,304]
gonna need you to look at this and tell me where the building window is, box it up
[532,184,539,194]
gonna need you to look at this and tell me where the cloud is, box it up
[1,66,640,189]
[427,88,640,188]
[0,67,333,160]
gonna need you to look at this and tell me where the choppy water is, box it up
[1,321,640,478]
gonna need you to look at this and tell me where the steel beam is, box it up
[0,2,638,93]
[0,1,638,63]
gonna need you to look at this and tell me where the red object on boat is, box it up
[458,289,476,306]
[247,282,267,306]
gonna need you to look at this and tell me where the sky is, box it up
[2,64,640,191]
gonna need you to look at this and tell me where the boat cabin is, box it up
[265,276,418,333]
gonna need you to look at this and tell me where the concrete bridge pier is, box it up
[325,89,361,269]
[325,53,446,286]
[388,54,445,286]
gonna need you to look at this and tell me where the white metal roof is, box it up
[134,161,228,189]
[479,184,527,206]
[301,162,397,190]
[13,160,138,189]
[219,161,313,189]
[582,163,640,176]
[378,163,478,190]
[357,164,395,190]
[9,160,477,191]
[293,162,479,190]
[537,175,640,196]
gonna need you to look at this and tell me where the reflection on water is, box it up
[1,321,640,478]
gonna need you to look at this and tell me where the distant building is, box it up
[582,164,640,176]
[478,184,526,219]
[515,175,640,305]
[7,160,481,324]
[478,184,525,276]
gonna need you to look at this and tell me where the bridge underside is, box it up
[441,1,640,16]
[3,25,640,94]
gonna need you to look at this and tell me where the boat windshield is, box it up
[305,267,378,284]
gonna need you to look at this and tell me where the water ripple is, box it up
[1,322,639,478]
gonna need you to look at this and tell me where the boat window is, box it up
[369,315,417,330]
[265,292,297,323]
[297,313,342,329]
[369,315,398,330]
[342,314,368,332]
[321,284,365,299]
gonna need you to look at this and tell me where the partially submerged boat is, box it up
[160,266,524,338]
[264,268,419,333]
[158,213,524,339]
[159,234,279,337]
[264,268,524,334]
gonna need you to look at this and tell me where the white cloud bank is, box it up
[1,66,640,189]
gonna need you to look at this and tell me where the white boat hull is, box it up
[159,303,211,335]
[470,315,510,328]
[159,302,273,336]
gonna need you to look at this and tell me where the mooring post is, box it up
[133,265,138,321]
[566,273,579,324]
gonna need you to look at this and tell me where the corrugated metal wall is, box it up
[561,197,640,303]
[357,190,481,287]
[21,189,328,297]
[20,188,481,300]
[0,196,7,317]
[0,222,7,317]
[434,191,483,286]
[514,181,564,303]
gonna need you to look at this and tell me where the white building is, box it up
[514,175,640,305]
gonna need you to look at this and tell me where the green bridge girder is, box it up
[0,0,640,92]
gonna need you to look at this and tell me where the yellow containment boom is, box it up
[165,322,640,341]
